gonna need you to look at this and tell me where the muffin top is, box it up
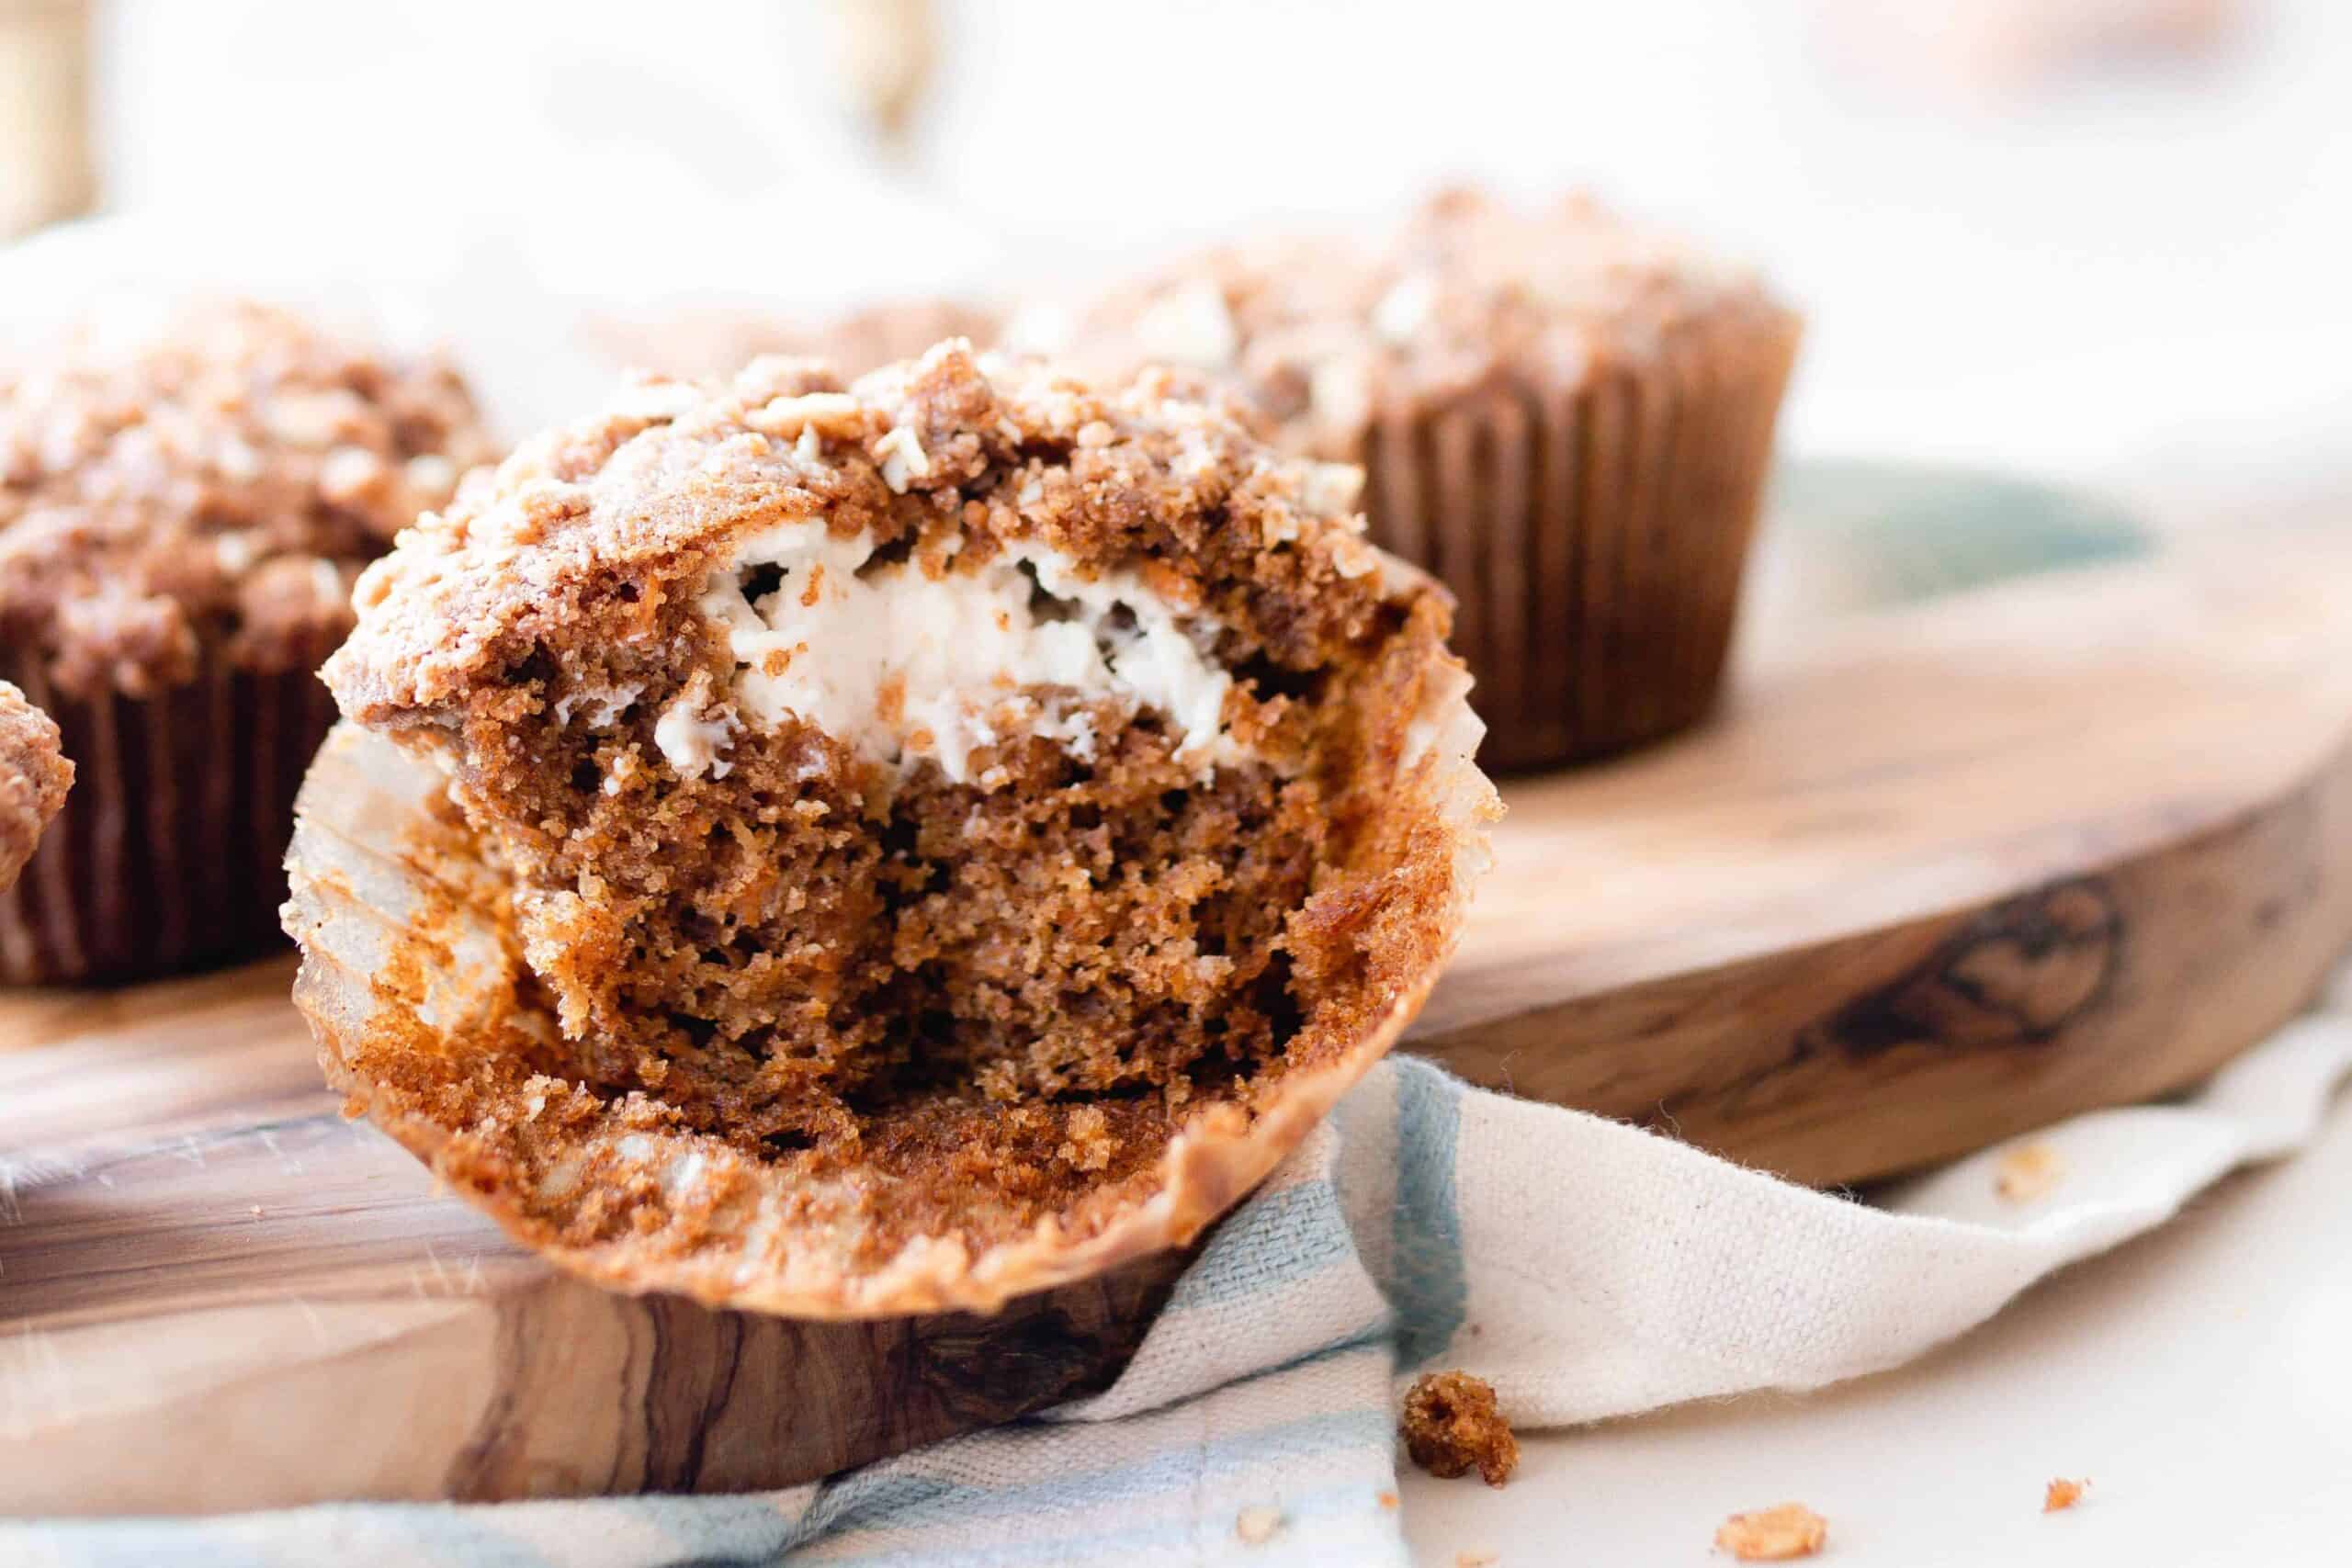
[0,681,69,889]
[1035,186,1799,459]
[0,300,498,696]
[586,297,1003,385]
[330,340,1391,731]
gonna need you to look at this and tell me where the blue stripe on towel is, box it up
[1164,1180,1363,1311]
[1387,1060,1468,1368]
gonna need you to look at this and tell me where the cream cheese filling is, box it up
[675,521,1248,785]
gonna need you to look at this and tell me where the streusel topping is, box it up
[1035,186,1795,460]
[0,300,497,695]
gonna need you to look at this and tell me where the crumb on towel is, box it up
[1401,1370,1519,1486]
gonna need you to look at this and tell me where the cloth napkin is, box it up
[15,963,2350,1567]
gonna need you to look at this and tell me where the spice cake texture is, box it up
[1038,187,1802,770]
[0,299,495,980]
[300,340,1496,1314]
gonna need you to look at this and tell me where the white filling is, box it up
[688,523,1247,785]
[653,694,738,780]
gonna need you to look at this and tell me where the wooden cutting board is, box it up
[6,502,2351,1516]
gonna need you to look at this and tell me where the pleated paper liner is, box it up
[1361,315,1802,773]
[0,633,339,985]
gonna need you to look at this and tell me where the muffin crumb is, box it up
[1996,1140,2066,1202]
[1233,1503,1283,1544]
[1713,1503,1827,1561]
[1401,1371,1519,1487]
[2043,1477,2087,1513]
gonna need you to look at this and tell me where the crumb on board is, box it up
[1454,1551,1499,1567]
[1713,1502,1828,1561]
[1401,1371,1520,1487]
[1376,1490,1398,1510]
[2044,1477,2088,1513]
[1996,1140,2066,1202]
[1234,1503,1283,1544]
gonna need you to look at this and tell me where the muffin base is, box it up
[1362,319,1801,773]
[0,644,336,985]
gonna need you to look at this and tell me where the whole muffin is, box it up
[1038,188,1804,771]
[0,300,497,983]
[0,682,69,892]
[290,342,1495,1314]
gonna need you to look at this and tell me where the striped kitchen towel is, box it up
[13,964,2351,1567]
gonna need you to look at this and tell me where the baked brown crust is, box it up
[0,681,69,890]
[0,299,498,697]
[294,343,1496,1316]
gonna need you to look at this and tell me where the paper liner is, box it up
[1363,314,1802,773]
[282,581,1497,1320]
[0,640,338,985]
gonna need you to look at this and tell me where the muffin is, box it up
[585,297,1002,384]
[1040,187,1804,771]
[289,342,1495,1315]
[0,682,68,891]
[0,300,497,983]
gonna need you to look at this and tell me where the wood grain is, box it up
[0,964,1185,1515]
[2,526,2348,1514]
[1412,529,2352,1183]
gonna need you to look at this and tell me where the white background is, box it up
[84,0,2352,492]
[1404,1090,2352,1565]
[27,4,2352,1562]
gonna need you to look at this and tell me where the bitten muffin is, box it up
[0,682,69,891]
[0,299,497,983]
[291,341,1495,1315]
[1039,187,1804,771]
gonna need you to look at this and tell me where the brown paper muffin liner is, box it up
[0,636,339,985]
[1361,317,1801,773]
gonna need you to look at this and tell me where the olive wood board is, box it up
[5,525,2351,1517]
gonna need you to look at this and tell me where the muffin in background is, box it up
[1035,188,1804,772]
[0,299,497,983]
[0,682,69,892]
[583,297,1001,385]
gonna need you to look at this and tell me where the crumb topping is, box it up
[1040,186,1797,461]
[332,341,1392,727]
[0,300,497,695]
[1400,1370,1520,1487]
